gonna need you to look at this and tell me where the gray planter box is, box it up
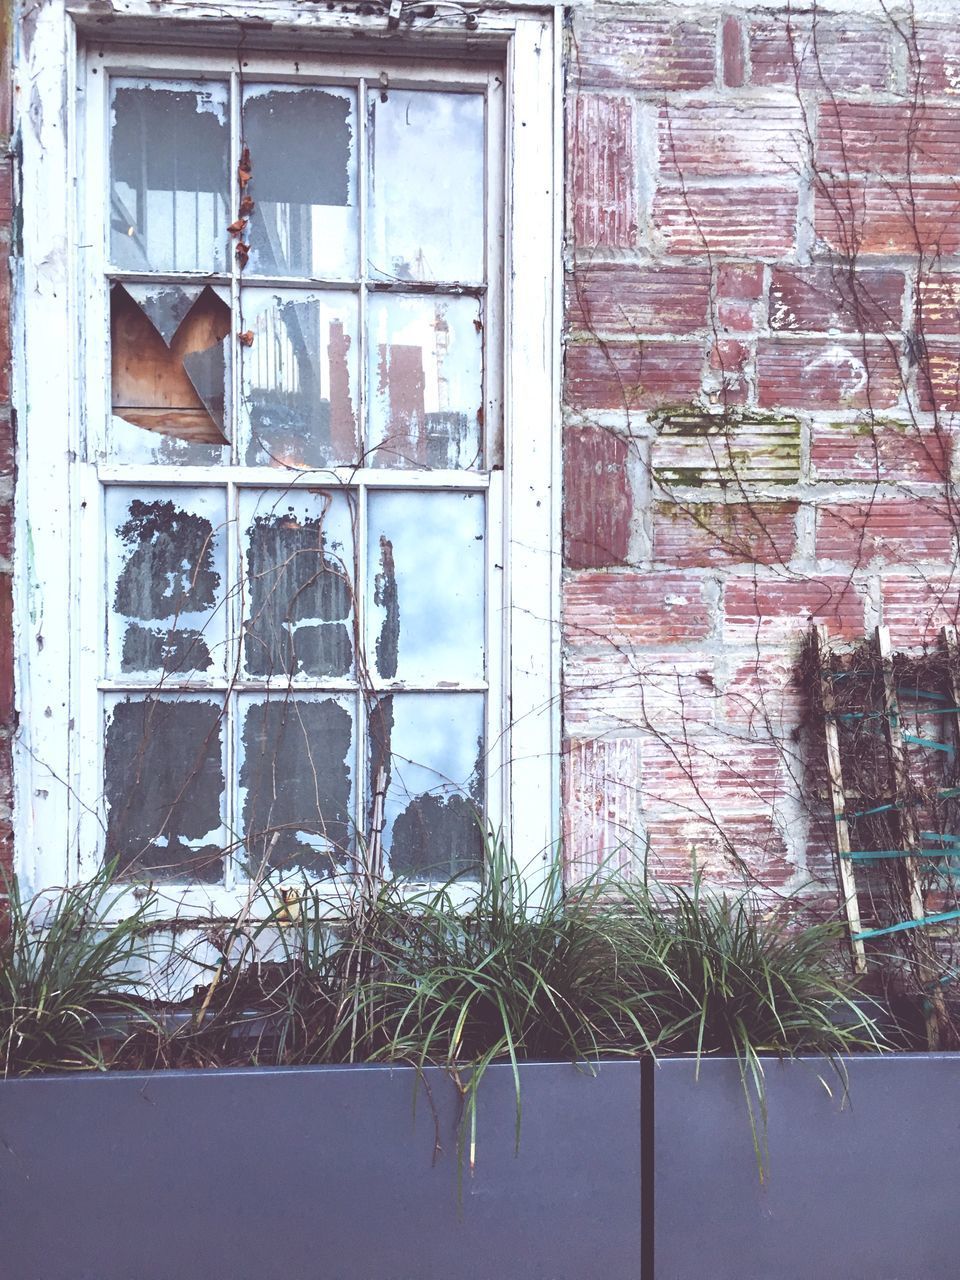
[0,1060,644,1280]
[653,1054,960,1280]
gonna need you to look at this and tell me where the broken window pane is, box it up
[368,294,483,468]
[110,79,229,273]
[367,89,484,283]
[369,693,484,880]
[240,289,360,468]
[106,487,227,678]
[367,490,485,683]
[110,283,230,463]
[104,695,226,883]
[243,85,358,279]
[241,489,355,680]
[238,695,355,879]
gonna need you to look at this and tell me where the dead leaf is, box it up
[238,146,253,188]
[239,194,256,216]
[236,241,250,269]
[238,330,255,347]
[227,217,248,237]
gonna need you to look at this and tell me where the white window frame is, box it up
[14,0,561,910]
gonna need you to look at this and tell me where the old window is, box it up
[17,11,558,914]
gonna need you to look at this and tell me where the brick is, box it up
[564,571,712,647]
[724,655,805,734]
[563,425,633,569]
[570,94,637,250]
[653,186,798,256]
[769,267,904,333]
[722,575,866,644]
[707,340,750,405]
[652,501,798,568]
[918,343,960,413]
[815,181,960,256]
[756,338,901,410]
[0,409,14,480]
[815,501,955,566]
[651,411,800,489]
[658,102,803,178]
[572,14,716,92]
[749,15,892,92]
[566,265,711,337]
[564,651,717,734]
[716,262,765,332]
[916,23,960,96]
[918,274,960,335]
[722,16,745,89]
[817,103,960,177]
[811,421,950,485]
[0,575,12,727]
[565,341,703,412]
[881,574,960,646]
[563,737,644,882]
[643,812,793,886]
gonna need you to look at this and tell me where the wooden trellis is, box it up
[810,624,960,1050]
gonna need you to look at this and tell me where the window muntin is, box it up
[92,56,503,894]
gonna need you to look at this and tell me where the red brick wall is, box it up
[562,4,960,900]
[0,3,12,905]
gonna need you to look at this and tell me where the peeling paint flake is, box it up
[104,695,226,884]
[110,79,229,273]
[240,289,359,467]
[370,694,484,881]
[243,85,357,278]
[368,294,482,468]
[242,490,354,680]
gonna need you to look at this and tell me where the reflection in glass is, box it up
[104,695,226,882]
[241,290,360,468]
[243,86,358,279]
[369,693,484,880]
[241,489,355,680]
[367,90,485,283]
[367,491,484,683]
[368,294,483,468]
[110,79,229,273]
[105,487,227,678]
[238,696,355,878]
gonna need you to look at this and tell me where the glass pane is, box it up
[366,490,485,683]
[240,289,360,468]
[110,79,229,273]
[105,487,228,678]
[367,89,484,283]
[110,283,230,464]
[369,693,484,880]
[241,489,355,680]
[368,294,483,468]
[104,695,226,883]
[243,85,358,278]
[238,695,355,878]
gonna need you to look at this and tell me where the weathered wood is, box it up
[813,623,866,974]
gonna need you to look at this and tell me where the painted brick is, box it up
[0,160,11,228]
[918,343,960,414]
[716,262,765,332]
[0,576,12,726]
[707,340,750,405]
[881,574,960,646]
[572,14,716,92]
[756,338,901,410]
[658,103,803,179]
[722,15,746,89]
[563,425,633,570]
[565,341,703,412]
[563,571,712,647]
[643,812,793,886]
[724,655,805,735]
[653,186,798,257]
[916,23,960,95]
[811,421,950,485]
[564,650,717,734]
[570,94,637,250]
[918,274,960,335]
[652,501,798,568]
[563,737,644,881]
[769,267,904,333]
[651,412,800,489]
[815,501,956,566]
[566,265,711,337]
[815,182,960,256]
[749,15,892,92]
[722,575,866,644]
[642,734,785,811]
[0,409,14,480]
[817,103,960,177]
